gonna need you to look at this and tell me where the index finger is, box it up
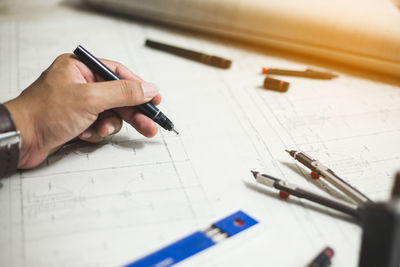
[71,54,144,83]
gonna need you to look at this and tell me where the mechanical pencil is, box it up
[285,150,372,205]
[251,171,360,219]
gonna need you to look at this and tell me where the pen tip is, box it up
[250,170,258,179]
[285,149,290,153]
[172,128,180,135]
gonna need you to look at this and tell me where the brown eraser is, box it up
[263,76,290,92]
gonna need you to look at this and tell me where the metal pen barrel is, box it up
[287,150,372,205]
[316,167,371,204]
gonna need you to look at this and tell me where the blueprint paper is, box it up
[0,3,400,267]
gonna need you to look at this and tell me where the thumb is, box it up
[85,80,159,111]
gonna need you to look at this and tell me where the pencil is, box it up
[262,67,338,79]
[145,39,232,69]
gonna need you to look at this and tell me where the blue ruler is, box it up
[125,210,258,267]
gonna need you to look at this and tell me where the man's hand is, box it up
[4,53,161,169]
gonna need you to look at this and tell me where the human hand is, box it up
[4,53,161,169]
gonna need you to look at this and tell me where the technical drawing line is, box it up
[21,159,191,179]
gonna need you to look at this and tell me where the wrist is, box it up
[0,103,20,177]
[4,98,35,168]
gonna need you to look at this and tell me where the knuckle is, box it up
[114,122,123,133]
[109,59,125,69]
[82,86,99,108]
[56,53,73,63]
[119,80,142,101]
[39,69,49,80]
[117,62,129,73]
[55,53,76,69]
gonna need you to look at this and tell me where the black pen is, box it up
[145,39,232,69]
[251,171,360,219]
[285,150,372,205]
[74,45,179,134]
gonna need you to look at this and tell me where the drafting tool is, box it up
[125,211,258,267]
[285,150,372,205]
[307,246,334,267]
[251,171,359,218]
[145,39,232,69]
[261,67,338,79]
